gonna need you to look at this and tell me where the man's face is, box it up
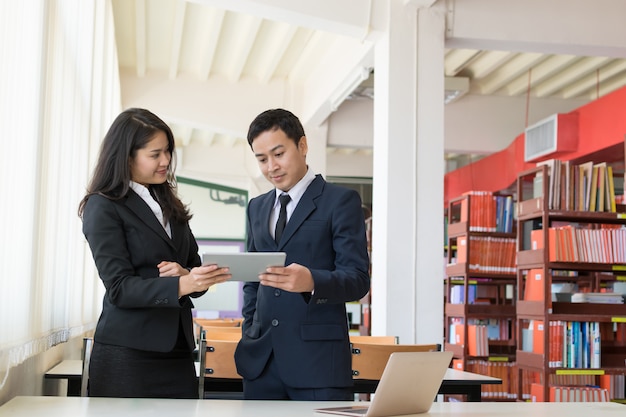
[251,128,308,192]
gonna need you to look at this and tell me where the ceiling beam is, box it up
[297,37,375,127]
[198,8,225,80]
[226,14,263,82]
[562,60,626,99]
[466,50,512,79]
[446,0,626,57]
[187,0,372,39]
[444,49,480,76]
[257,23,297,84]
[168,0,186,79]
[134,0,146,77]
[478,52,544,94]
[505,55,578,96]
[533,56,611,98]
[120,69,287,137]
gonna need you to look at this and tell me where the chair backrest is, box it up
[202,325,242,336]
[194,318,243,328]
[80,337,94,397]
[351,342,441,380]
[197,336,241,398]
[201,327,242,341]
[194,318,242,345]
[349,335,398,345]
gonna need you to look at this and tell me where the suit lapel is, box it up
[277,175,324,248]
[170,222,186,252]
[125,190,176,249]
[257,191,276,247]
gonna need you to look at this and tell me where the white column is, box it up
[304,120,329,177]
[371,1,445,344]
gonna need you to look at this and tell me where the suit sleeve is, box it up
[241,203,259,331]
[184,224,206,299]
[82,195,181,308]
[309,189,371,304]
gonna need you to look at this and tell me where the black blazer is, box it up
[82,191,203,352]
[234,175,371,388]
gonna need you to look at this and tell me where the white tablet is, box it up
[202,252,287,282]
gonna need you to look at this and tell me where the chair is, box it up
[349,335,398,345]
[350,342,442,394]
[197,334,242,399]
[194,318,243,328]
[201,325,242,337]
[193,318,242,347]
[200,327,242,342]
[80,337,94,397]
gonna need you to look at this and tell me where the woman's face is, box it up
[130,131,171,186]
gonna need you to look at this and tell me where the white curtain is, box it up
[0,0,121,390]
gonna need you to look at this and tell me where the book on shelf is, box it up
[596,162,607,212]
[466,359,518,400]
[599,374,626,400]
[530,229,544,250]
[459,191,514,233]
[524,269,544,301]
[549,385,610,402]
[532,320,545,355]
[456,235,467,264]
[448,320,465,345]
[589,163,599,211]
[546,320,601,369]
[570,292,624,304]
[449,284,477,304]
[545,224,626,264]
[465,235,516,274]
[451,358,464,371]
[467,324,489,356]
[606,165,617,212]
[534,159,619,212]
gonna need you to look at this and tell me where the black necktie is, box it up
[275,194,291,243]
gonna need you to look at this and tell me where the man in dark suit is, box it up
[234,108,371,400]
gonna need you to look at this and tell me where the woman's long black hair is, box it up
[78,108,191,223]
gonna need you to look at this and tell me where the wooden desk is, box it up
[438,368,502,402]
[45,360,500,401]
[0,396,624,417]
[353,368,501,402]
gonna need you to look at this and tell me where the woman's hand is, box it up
[157,261,188,277]
[178,264,231,297]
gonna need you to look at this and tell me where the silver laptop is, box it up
[316,351,453,417]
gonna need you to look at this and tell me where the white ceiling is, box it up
[110,0,626,163]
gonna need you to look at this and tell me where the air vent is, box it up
[524,113,578,162]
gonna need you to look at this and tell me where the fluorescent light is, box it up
[444,76,469,104]
[330,67,372,111]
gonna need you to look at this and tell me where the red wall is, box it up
[444,86,626,205]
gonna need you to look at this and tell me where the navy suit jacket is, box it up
[82,191,203,353]
[234,175,371,388]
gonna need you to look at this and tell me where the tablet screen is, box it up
[201,252,286,281]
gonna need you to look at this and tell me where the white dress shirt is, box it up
[269,167,316,239]
[129,181,172,238]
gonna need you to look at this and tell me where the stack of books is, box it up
[570,292,624,304]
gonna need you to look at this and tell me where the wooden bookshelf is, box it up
[444,192,518,400]
[515,165,626,402]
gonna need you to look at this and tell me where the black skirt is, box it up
[88,331,197,398]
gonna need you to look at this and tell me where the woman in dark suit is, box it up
[78,108,231,398]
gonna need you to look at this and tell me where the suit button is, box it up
[271,319,279,327]
[274,289,281,297]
